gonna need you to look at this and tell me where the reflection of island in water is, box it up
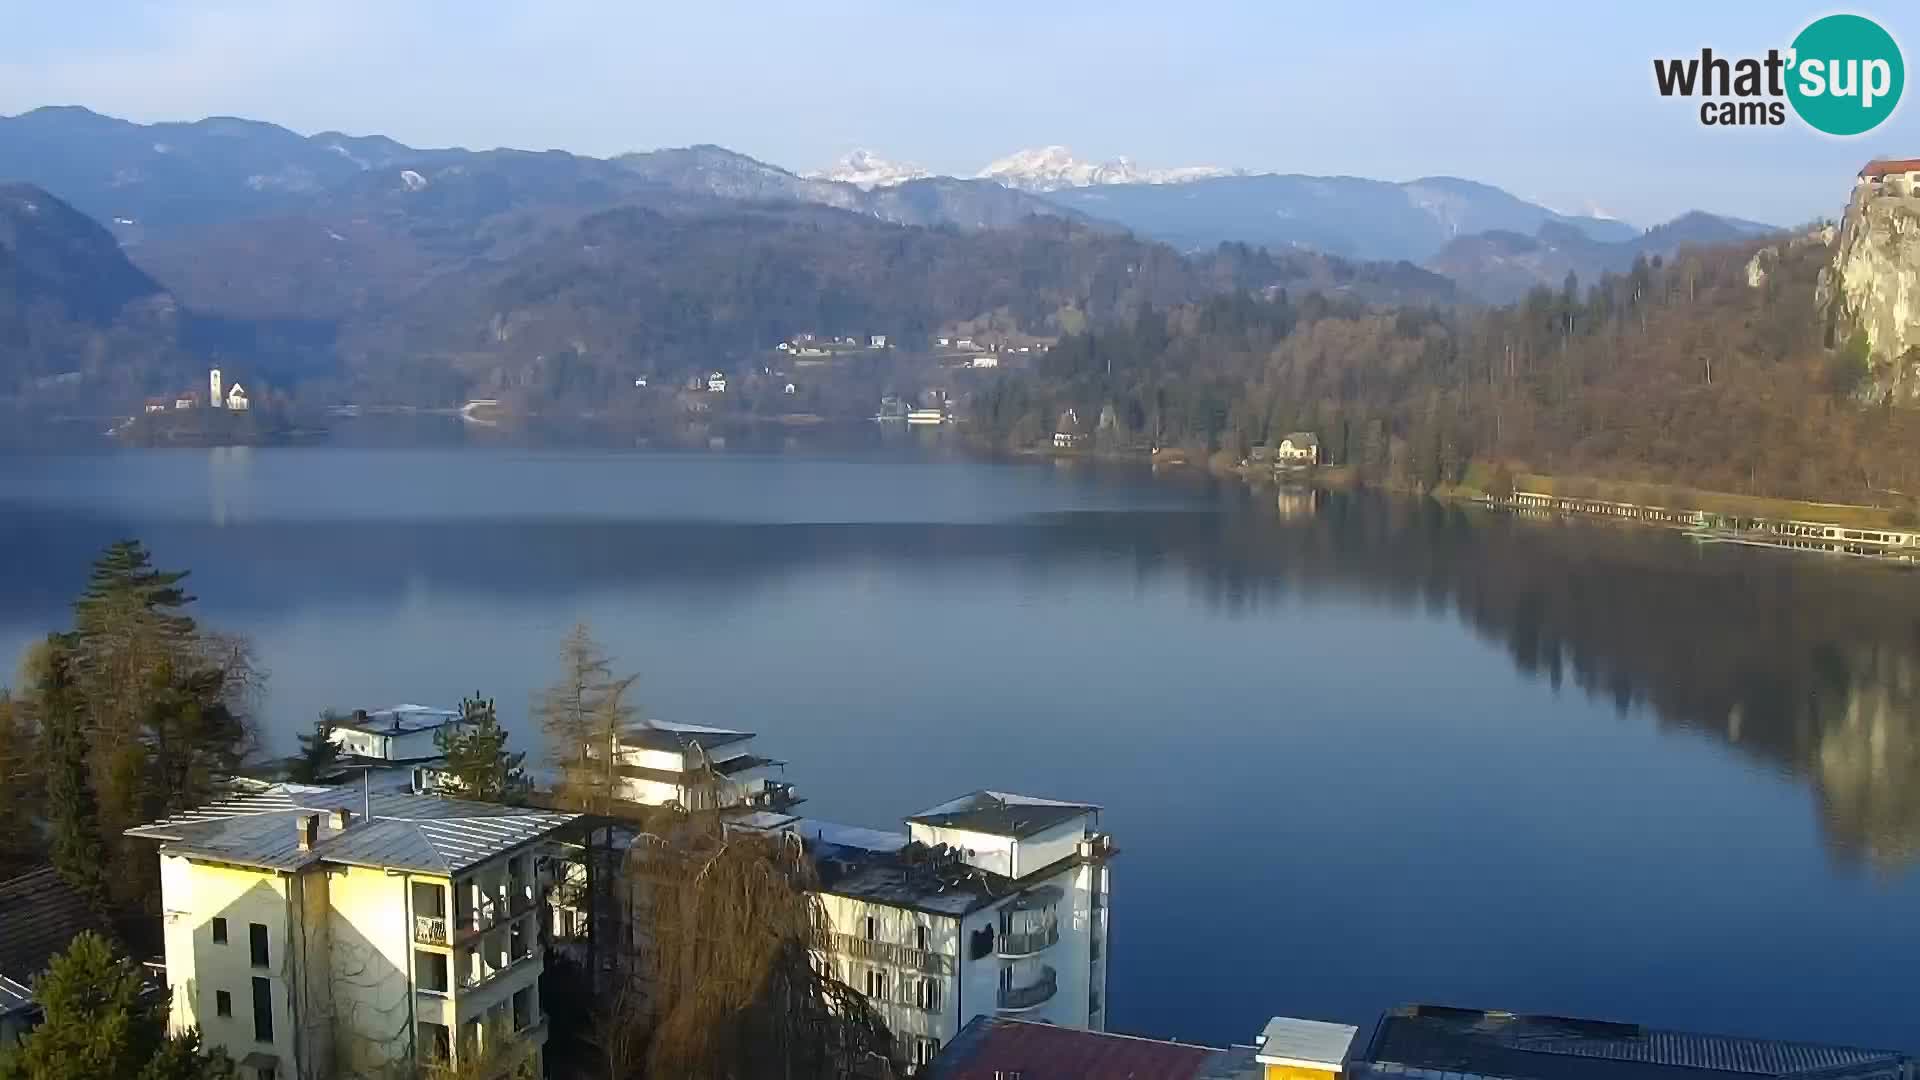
[1196,491,1920,872]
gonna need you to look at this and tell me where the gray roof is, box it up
[620,722,755,754]
[333,704,463,735]
[1282,431,1320,447]
[0,868,113,988]
[1360,1006,1911,1080]
[125,785,578,876]
[906,790,1098,839]
[1258,1016,1359,1068]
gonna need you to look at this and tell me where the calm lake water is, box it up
[4,443,1919,1050]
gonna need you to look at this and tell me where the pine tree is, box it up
[435,694,530,803]
[38,637,108,914]
[49,542,256,909]
[289,712,343,783]
[0,932,233,1080]
[0,690,40,876]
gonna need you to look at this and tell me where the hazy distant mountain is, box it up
[0,106,465,232]
[1428,211,1781,302]
[1036,173,1640,264]
[0,108,1073,239]
[807,149,931,189]
[976,145,1235,191]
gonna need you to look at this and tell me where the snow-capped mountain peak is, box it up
[807,149,930,189]
[974,145,1234,191]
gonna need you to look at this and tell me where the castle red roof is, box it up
[930,1017,1228,1079]
[1859,159,1920,177]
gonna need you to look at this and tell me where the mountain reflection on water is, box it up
[3,464,1917,871]
[5,449,1920,1048]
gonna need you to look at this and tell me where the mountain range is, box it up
[0,105,1789,416]
[2,107,1773,281]
[810,145,1236,192]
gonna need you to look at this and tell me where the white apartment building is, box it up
[599,721,796,812]
[741,790,1115,1073]
[126,785,578,1080]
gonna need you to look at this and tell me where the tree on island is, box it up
[0,932,233,1080]
[534,623,637,813]
[435,694,530,803]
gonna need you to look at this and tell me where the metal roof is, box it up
[125,784,578,876]
[1258,1016,1359,1069]
[619,721,755,754]
[332,704,463,735]
[930,1015,1231,1079]
[906,790,1098,838]
[1360,1006,1912,1080]
[0,974,34,1018]
[0,868,114,987]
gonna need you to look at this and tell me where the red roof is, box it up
[1859,159,1920,177]
[931,1017,1224,1079]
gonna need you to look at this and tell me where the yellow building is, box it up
[1255,1016,1358,1080]
[127,785,577,1080]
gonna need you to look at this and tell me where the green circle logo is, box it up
[1787,14,1904,135]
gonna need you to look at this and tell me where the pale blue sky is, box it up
[2,1,1916,226]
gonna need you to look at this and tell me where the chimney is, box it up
[331,808,353,831]
[296,813,320,851]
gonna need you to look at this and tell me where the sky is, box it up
[2,0,1918,226]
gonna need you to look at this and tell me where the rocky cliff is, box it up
[1820,184,1920,400]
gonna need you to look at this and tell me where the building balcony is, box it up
[997,922,1058,958]
[996,966,1057,1013]
[415,914,450,946]
[820,931,953,977]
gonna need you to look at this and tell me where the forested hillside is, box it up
[343,209,1453,407]
[976,229,1920,505]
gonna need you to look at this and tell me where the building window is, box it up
[916,924,928,952]
[865,915,877,941]
[865,968,889,1001]
[417,950,449,994]
[915,977,942,1012]
[912,1037,940,1067]
[212,917,227,945]
[215,989,232,1017]
[251,976,273,1042]
[249,923,269,968]
[512,987,533,1031]
[419,1022,451,1064]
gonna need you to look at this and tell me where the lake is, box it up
[3,444,1918,1051]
